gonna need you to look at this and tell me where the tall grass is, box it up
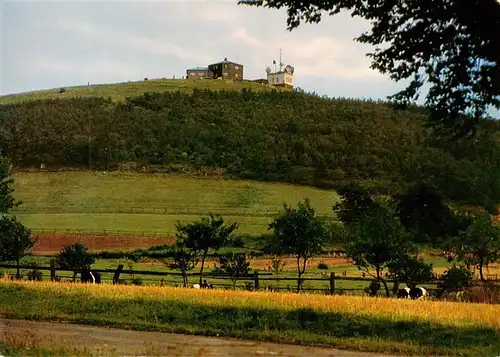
[0,280,499,356]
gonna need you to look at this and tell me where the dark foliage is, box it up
[167,248,199,287]
[217,253,251,289]
[239,0,500,136]
[395,184,472,244]
[0,157,19,213]
[55,243,95,282]
[269,198,330,292]
[0,91,499,207]
[388,255,435,289]
[347,203,415,297]
[176,214,238,284]
[0,216,37,279]
[439,265,474,292]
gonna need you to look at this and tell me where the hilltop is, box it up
[0,78,285,105]
[0,80,499,210]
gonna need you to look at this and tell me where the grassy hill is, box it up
[1,80,499,212]
[11,171,338,236]
[0,78,282,104]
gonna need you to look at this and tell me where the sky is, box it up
[0,0,498,118]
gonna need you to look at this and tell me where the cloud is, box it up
[231,28,260,46]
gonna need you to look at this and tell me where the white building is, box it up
[266,64,294,89]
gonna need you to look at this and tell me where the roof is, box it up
[186,67,210,71]
[209,59,243,66]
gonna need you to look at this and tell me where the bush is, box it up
[58,88,66,93]
[130,277,143,286]
[27,269,43,281]
[462,284,500,304]
[440,265,474,292]
[365,280,381,297]
[230,236,246,248]
[317,262,329,270]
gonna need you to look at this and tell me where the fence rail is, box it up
[3,263,490,296]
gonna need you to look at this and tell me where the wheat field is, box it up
[0,279,498,356]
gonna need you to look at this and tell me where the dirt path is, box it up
[0,319,401,357]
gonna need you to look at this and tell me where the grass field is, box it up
[0,78,285,104]
[0,280,499,356]
[11,171,338,236]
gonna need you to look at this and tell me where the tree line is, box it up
[1,90,499,208]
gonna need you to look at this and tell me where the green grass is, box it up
[0,78,284,104]
[12,171,338,235]
[0,281,499,356]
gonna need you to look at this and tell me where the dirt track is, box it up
[0,319,401,357]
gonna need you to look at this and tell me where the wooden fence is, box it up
[0,263,470,295]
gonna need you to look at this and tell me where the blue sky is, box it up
[0,0,498,118]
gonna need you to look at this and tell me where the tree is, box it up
[167,247,199,287]
[218,253,251,289]
[333,184,377,225]
[176,215,238,284]
[0,157,20,213]
[267,256,286,289]
[456,215,500,282]
[347,204,415,297]
[395,183,471,244]
[269,198,330,292]
[0,216,38,279]
[55,243,95,282]
[388,255,435,289]
[239,0,500,136]
[439,264,474,292]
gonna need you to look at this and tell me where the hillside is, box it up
[1,83,499,209]
[0,78,283,105]
[11,171,338,236]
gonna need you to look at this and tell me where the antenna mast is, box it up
[279,48,283,72]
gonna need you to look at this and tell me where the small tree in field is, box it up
[347,204,415,297]
[167,247,199,287]
[388,255,435,290]
[55,243,95,282]
[218,253,251,289]
[456,215,500,282]
[0,216,38,279]
[176,215,238,285]
[269,198,330,292]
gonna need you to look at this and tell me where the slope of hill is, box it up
[1,84,499,209]
[0,78,282,104]
[11,171,338,236]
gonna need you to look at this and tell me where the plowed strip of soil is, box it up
[31,234,175,254]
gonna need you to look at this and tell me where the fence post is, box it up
[254,271,259,290]
[113,264,124,284]
[330,272,335,295]
[50,260,56,282]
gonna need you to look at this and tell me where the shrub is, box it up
[27,269,43,281]
[130,277,143,286]
[317,262,329,270]
[58,88,66,93]
[463,285,500,304]
[440,265,474,292]
[365,280,381,297]
[230,236,246,248]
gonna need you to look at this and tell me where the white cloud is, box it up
[231,28,260,46]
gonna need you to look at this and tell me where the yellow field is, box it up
[1,279,499,356]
